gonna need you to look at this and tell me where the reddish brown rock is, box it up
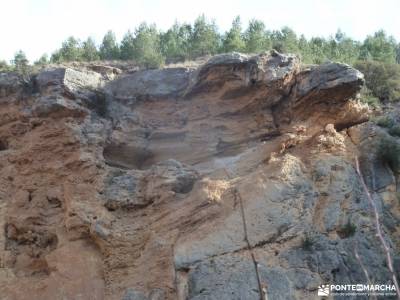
[0,52,397,300]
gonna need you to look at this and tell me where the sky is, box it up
[1,0,399,62]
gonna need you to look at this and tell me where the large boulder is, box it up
[103,160,199,210]
[36,67,103,99]
[294,62,364,103]
[185,51,299,103]
[30,96,88,118]
[273,62,365,127]
[105,68,192,102]
[103,169,143,210]
[0,72,25,97]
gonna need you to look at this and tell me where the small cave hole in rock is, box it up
[172,178,196,194]
[0,140,8,151]
[103,143,154,170]
[47,196,62,208]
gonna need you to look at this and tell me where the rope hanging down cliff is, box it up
[355,157,400,300]
[223,168,266,300]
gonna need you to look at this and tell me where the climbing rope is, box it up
[223,168,266,300]
[355,157,400,300]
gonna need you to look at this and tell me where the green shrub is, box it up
[0,60,11,72]
[388,125,400,137]
[338,219,357,238]
[361,94,380,108]
[359,86,380,108]
[301,232,314,251]
[355,61,400,102]
[376,137,400,172]
[33,54,49,67]
[375,116,395,128]
[11,50,31,75]
[137,51,165,69]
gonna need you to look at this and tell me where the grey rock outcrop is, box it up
[185,51,299,103]
[273,62,365,128]
[30,95,89,118]
[174,155,315,269]
[294,62,364,103]
[106,68,192,102]
[122,289,148,300]
[36,67,103,96]
[103,159,199,210]
[0,72,25,97]
[187,253,295,300]
[103,169,142,210]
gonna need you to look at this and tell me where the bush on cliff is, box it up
[388,125,400,137]
[376,137,400,173]
[359,86,380,108]
[375,116,395,128]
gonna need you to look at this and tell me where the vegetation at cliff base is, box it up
[1,15,400,104]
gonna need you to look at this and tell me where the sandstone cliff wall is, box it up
[0,52,398,300]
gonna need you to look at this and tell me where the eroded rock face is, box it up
[185,51,299,102]
[0,73,25,97]
[36,67,103,96]
[0,52,398,300]
[107,68,192,101]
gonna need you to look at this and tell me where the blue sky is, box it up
[1,0,399,62]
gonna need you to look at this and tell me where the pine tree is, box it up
[12,50,29,74]
[308,37,327,64]
[244,19,269,53]
[61,36,82,61]
[298,34,312,63]
[34,54,49,66]
[99,31,120,60]
[189,15,220,58]
[272,27,298,53]
[360,30,397,64]
[82,37,99,61]
[222,16,245,53]
[132,23,165,68]
[120,30,135,60]
[160,22,191,62]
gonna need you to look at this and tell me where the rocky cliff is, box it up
[0,51,398,300]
